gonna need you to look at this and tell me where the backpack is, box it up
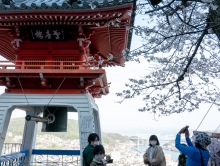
[178,153,187,166]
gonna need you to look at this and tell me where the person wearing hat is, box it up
[143,135,166,166]
[175,126,211,166]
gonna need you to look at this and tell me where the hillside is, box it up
[6,117,129,145]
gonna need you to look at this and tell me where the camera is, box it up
[183,126,189,133]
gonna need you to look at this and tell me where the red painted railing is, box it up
[0,60,107,70]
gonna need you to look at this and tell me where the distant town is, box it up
[3,118,179,166]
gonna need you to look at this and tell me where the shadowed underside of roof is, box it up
[0,0,136,66]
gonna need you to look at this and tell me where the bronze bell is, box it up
[41,107,67,132]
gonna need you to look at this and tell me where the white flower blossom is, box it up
[107,54,114,60]
[116,0,220,116]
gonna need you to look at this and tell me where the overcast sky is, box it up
[1,13,220,139]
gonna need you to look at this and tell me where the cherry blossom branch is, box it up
[145,0,176,14]
[176,25,208,82]
[177,82,181,100]
[187,2,197,24]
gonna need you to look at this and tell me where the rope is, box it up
[43,76,66,113]
[170,97,219,166]
[17,77,29,106]
[214,124,220,133]
[210,151,220,160]
[195,97,217,131]
[192,97,220,165]
[46,107,58,114]
[17,76,65,125]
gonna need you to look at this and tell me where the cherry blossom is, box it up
[116,0,220,116]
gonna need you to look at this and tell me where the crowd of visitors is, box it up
[83,126,211,166]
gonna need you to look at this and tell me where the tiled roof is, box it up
[12,0,69,7]
[14,0,67,5]
[0,0,133,10]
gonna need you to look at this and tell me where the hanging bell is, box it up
[41,107,67,132]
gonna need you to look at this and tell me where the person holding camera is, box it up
[175,126,211,166]
[143,135,166,166]
[83,133,100,166]
[90,145,107,166]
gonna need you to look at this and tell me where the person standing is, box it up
[175,126,211,166]
[83,133,100,166]
[90,145,107,166]
[178,144,187,166]
[143,135,166,166]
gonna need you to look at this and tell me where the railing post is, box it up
[31,149,80,165]
[21,61,24,69]
[61,61,63,70]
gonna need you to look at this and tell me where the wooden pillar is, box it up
[16,55,23,69]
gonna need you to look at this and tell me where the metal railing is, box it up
[31,149,81,166]
[0,60,106,70]
[1,143,22,155]
[0,150,28,166]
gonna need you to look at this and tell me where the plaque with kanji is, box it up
[30,28,69,41]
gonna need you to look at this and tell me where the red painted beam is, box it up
[5,89,86,94]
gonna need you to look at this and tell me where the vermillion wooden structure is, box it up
[0,0,135,165]
[0,0,135,98]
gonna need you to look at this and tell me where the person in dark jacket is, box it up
[83,133,100,166]
[178,144,187,166]
[175,127,211,166]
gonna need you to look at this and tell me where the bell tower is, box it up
[0,0,135,165]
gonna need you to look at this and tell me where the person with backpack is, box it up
[143,135,166,166]
[175,126,211,166]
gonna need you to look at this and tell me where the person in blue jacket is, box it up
[175,126,211,166]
